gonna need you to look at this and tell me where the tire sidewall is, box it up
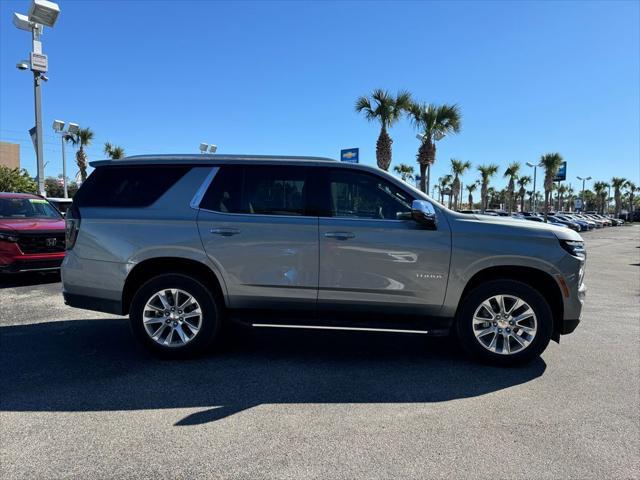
[130,274,220,358]
[456,280,553,366]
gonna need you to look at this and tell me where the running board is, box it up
[251,323,430,335]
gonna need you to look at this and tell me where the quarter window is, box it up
[327,170,413,220]
[74,166,191,208]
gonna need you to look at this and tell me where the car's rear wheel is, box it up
[456,280,553,366]
[130,274,220,358]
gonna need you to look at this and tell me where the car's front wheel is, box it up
[130,273,221,358]
[456,280,553,366]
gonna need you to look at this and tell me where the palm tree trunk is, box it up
[481,183,488,213]
[544,190,550,221]
[419,163,427,194]
[376,127,392,171]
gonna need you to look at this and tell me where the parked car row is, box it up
[458,209,626,232]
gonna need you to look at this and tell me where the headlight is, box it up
[560,240,586,259]
[0,231,18,242]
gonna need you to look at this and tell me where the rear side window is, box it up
[74,166,191,207]
[200,165,311,216]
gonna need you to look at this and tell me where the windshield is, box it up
[0,197,62,219]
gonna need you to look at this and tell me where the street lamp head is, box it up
[208,145,217,153]
[415,133,424,141]
[28,0,60,28]
[67,123,79,135]
[433,131,445,141]
[52,119,65,132]
[13,12,32,31]
[586,176,592,181]
[16,61,29,70]
[526,162,534,168]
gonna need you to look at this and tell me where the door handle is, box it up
[210,227,240,236]
[324,231,355,240]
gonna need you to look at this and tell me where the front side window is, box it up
[201,165,310,216]
[327,170,413,220]
[0,198,61,219]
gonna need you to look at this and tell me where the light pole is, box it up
[577,176,592,212]
[526,161,543,213]
[13,1,61,196]
[199,143,217,154]
[52,120,79,198]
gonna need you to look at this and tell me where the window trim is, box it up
[190,167,220,210]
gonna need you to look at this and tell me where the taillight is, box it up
[65,204,81,250]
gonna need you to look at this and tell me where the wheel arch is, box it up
[122,257,227,315]
[456,265,564,341]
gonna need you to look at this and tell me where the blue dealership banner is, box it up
[553,161,567,182]
[340,148,359,163]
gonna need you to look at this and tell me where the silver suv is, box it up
[62,155,586,365]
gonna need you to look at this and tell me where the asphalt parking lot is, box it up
[1,225,638,480]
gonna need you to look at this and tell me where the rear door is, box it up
[197,164,319,311]
[317,167,451,320]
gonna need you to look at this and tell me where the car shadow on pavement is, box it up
[0,271,61,288]
[0,319,546,425]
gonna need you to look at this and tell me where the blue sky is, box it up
[1,0,638,193]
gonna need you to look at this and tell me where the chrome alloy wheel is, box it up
[142,289,203,348]
[472,294,537,355]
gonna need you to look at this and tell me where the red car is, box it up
[0,192,66,273]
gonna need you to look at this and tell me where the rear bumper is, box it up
[63,291,124,315]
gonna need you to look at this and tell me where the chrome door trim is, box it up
[251,323,429,334]
[190,166,220,210]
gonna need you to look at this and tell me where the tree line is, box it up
[0,127,126,197]
[356,88,638,217]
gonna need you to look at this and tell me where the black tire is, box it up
[456,280,553,366]
[129,273,221,358]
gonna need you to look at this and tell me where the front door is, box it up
[197,164,318,311]
[318,168,451,320]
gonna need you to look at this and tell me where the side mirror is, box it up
[411,200,437,228]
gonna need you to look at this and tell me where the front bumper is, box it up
[0,241,65,273]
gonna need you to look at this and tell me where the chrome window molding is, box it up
[190,167,220,210]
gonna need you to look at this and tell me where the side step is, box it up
[251,323,429,335]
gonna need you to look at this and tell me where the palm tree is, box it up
[556,184,567,212]
[68,127,94,182]
[466,182,478,209]
[437,175,452,204]
[450,158,472,209]
[103,142,126,160]
[611,177,628,217]
[407,102,461,193]
[477,164,499,213]
[517,175,531,213]
[626,182,637,219]
[539,153,563,221]
[593,181,608,214]
[503,162,520,214]
[355,89,412,171]
[393,163,415,182]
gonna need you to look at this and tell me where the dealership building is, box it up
[0,141,20,169]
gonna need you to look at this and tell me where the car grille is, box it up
[17,232,66,254]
